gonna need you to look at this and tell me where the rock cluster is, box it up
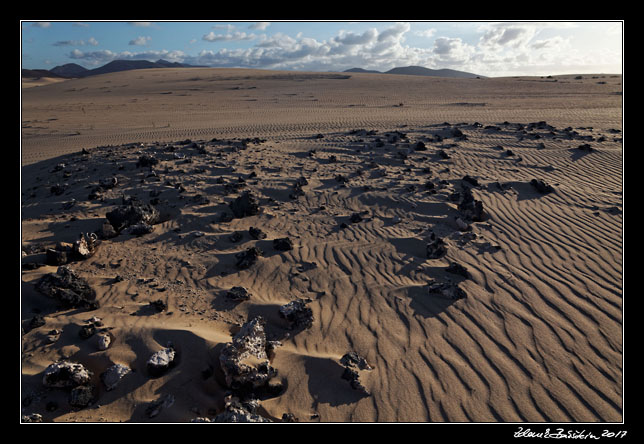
[105,197,160,233]
[46,233,100,265]
[36,266,98,310]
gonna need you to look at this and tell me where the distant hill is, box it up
[344,67,382,74]
[344,65,483,79]
[49,63,89,78]
[27,59,206,80]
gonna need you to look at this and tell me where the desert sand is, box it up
[21,68,623,423]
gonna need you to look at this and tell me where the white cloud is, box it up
[129,36,151,46]
[249,22,270,31]
[52,38,99,47]
[479,23,537,49]
[130,22,153,27]
[59,22,621,77]
[212,24,236,32]
[31,22,51,28]
[377,22,410,42]
[334,28,378,46]
[203,31,256,42]
[68,49,117,65]
[414,29,436,38]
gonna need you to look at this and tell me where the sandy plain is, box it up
[20,68,623,423]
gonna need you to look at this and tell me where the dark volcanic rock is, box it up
[42,361,93,388]
[229,192,260,218]
[279,298,313,330]
[273,237,293,251]
[219,317,277,391]
[106,199,160,232]
[36,266,98,309]
[446,262,469,278]
[147,346,177,377]
[458,186,485,222]
[136,154,159,168]
[530,178,555,194]
[248,227,267,240]
[69,384,94,408]
[426,236,447,259]
[339,352,372,395]
[235,247,263,269]
[427,280,467,300]
[213,396,272,423]
[226,286,252,301]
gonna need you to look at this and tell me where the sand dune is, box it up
[21,68,622,423]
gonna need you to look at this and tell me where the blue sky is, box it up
[21,21,623,77]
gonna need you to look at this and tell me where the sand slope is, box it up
[21,68,622,423]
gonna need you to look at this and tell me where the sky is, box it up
[21,21,623,77]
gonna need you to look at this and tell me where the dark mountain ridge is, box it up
[344,65,484,78]
[25,59,205,79]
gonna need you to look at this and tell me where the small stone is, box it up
[69,384,94,408]
[29,314,46,330]
[235,247,263,269]
[101,364,131,391]
[279,298,313,330]
[229,231,243,243]
[446,262,469,278]
[226,286,251,301]
[146,394,175,418]
[22,413,43,423]
[229,192,260,218]
[426,237,447,259]
[273,237,293,251]
[530,178,555,194]
[427,280,467,300]
[97,333,111,350]
[147,346,177,377]
[248,227,267,239]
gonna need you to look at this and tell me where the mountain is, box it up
[37,59,206,79]
[344,65,483,79]
[49,63,89,78]
[82,59,161,77]
[343,67,382,74]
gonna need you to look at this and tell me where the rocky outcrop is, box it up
[105,198,160,233]
[340,352,372,395]
[212,396,272,423]
[42,361,93,388]
[36,266,98,310]
[219,317,277,392]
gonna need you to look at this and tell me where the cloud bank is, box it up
[64,22,622,76]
